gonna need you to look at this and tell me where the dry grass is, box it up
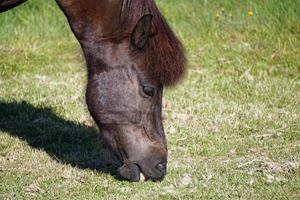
[0,0,299,199]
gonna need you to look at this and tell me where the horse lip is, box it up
[117,162,142,182]
[135,163,148,181]
[138,163,166,182]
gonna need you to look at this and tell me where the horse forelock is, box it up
[121,0,186,86]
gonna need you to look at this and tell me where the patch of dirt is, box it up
[162,184,176,194]
[261,161,300,173]
[237,158,300,174]
[61,170,86,183]
[180,173,193,186]
[23,183,44,196]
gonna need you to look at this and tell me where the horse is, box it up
[0,0,186,181]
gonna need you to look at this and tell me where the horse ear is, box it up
[131,14,153,49]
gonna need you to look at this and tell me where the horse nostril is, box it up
[156,163,166,172]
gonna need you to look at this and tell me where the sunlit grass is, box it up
[0,0,299,199]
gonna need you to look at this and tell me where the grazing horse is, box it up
[0,0,186,181]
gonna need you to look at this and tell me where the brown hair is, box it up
[121,0,186,86]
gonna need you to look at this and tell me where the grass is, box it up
[0,0,299,199]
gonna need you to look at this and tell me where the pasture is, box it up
[0,0,299,199]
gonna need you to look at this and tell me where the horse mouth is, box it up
[117,162,147,182]
[117,161,167,182]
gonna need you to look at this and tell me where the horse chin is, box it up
[117,162,146,182]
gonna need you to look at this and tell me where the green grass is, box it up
[0,0,299,199]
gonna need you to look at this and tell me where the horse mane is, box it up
[120,0,186,86]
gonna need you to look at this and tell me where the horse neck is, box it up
[56,0,125,44]
[56,0,132,75]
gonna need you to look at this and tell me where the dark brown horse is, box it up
[0,0,185,181]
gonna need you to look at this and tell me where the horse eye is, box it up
[143,86,155,97]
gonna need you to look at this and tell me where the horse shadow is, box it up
[0,101,120,178]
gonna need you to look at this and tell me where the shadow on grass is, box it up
[0,100,120,178]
